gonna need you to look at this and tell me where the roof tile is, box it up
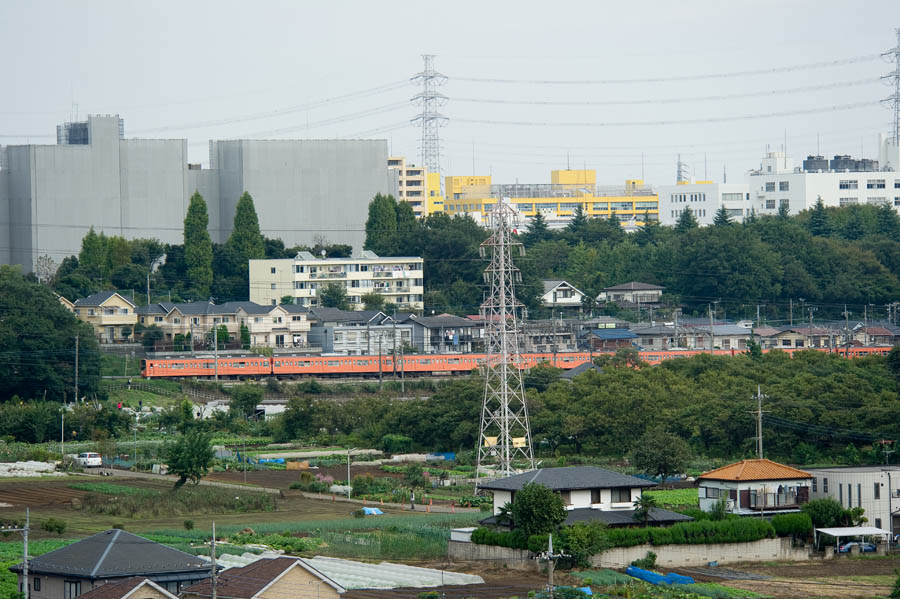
[699,459,812,482]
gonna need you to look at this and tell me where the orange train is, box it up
[140,345,892,380]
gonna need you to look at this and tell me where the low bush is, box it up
[40,518,66,535]
[606,518,775,548]
[771,513,812,538]
[630,550,657,569]
[470,527,530,550]
[77,486,275,518]
[230,531,322,553]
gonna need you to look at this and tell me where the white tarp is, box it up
[815,527,892,537]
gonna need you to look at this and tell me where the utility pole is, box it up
[378,334,383,390]
[708,304,714,351]
[843,304,852,349]
[400,344,405,394]
[74,335,79,402]
[552,312,558,367]
[210,522,217,599]
[789,299,793,326]
[747,386,770,459]
[346,448,356,499]
[756,304,760,329]
[146,270,151,305]
[214,326,219,383]
[133,410,138,467]
[3,508,29,599]
[392,312,398,378]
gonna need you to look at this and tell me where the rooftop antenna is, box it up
[476,202,535,484]
[723,164,727,183]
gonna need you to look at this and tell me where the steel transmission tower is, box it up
[476,202,535,484]
[885,28,900,145]
[411,55,448,175]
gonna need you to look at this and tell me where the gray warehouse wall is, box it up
[0,164,9,266]
[216,139,392,251]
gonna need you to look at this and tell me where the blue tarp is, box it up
[577,587,592,596]
[427,452,456,461]
[258,458,285,464]
[362,507,384,515]
[625,566,694,586]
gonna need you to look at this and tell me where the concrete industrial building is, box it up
[444,170,658,228]
[0,115,396,272]
[249,251,424,311]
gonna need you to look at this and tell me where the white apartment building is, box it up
[250,251,424,311]
[807,466,900,537]
[388,156,427,217]
[657,182,751,226]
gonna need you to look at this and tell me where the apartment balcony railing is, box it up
[309,272,347,279]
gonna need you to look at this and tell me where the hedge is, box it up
[606,518,775,547]
[771,513,812,538]
[470,526,547,551]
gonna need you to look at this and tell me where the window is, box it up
[154,316,163,323]
[765,182,776,192]
[875,482,881,500]
[839,180,858,190]
[559,202,579,212]
[705,487,721,499]
[65,581,81,599]
[34,578,40,592]
[592,202,608,210]
[839,197,858,206]
[839,483,843,505]
[823,478,828,493]
[722,192,743,202]
[292,315,303,321]
[858,483,862,506]
[559,491,572,505]
[876,518,882,529]
[611,488,631,503]
[271,283,276,290]
[867,179,886,189]
[895,181,900,188]
[766,199,776,210]
[591,488,602,503]
[867,197,888,205]
[895,198,900,207]
[812,478,817,493]
[517,203,533,212]
[779,181,790,191]
[270,267,276,274]
[779,199,790,211]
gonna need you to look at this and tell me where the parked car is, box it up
[75,452,102,467]
[838,541,876,553]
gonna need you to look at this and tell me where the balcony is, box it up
[373,271,394,278]
[310,272,347,279]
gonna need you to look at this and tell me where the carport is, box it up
[814,526,892,550]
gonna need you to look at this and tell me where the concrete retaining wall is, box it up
[592,537,809,569]
[447,540,534,569]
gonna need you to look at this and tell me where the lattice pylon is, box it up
[476,201,535,485]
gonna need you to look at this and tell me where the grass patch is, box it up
[69,482,159,496]
[0,539,72,599]
[678,583,761,598]
[645,488,698,508]
[77,486,276,518]
[571,569,633,585]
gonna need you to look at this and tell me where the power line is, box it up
[455,101,880,128]
[453,78,881,107]
[452,54,882,85]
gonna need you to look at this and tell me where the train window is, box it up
[274,361,281,367]
[420,359,430,365]
[299,361,311,367]
[448,359,460,364]
[355,360,369,366]
[326,361,340,366]
[263,361,269,366]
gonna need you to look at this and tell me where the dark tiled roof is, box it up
[589,329,638,340]
[408,315,477,328]
[75,578,175,599]
[603,282,664,292]
[10,530,209,579]
[136,301,273,317]
[559,362,603,380]
[75,291,135,307]
[479,466,654,492]
[183,557,343,598]
[309,308,385,323]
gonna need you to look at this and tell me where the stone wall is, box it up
[592,537,810,569]
[447,540,535,570]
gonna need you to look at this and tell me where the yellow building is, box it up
[72,290,137,343]
[443,170,658,227]
[426,172,443,215]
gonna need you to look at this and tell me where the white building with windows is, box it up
[658,182,751,226]
[249,251,424,311]
[806,466,900,538]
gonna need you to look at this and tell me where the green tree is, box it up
[321,282,350,310]
[630,429,691,486]
[227,192,266,276]
[230,385,263,420]
[165,430,215,489]
[184,192,213,298]
[280,295,294,305]
[675,208,699,233]
[712,206,732,227]
[394,200,419,256]
[364,193,399,255]
[362,291,385,311]
[777,202,791,219]
[141,325,164,349]
[632,494,658,527]
[802,498,846,528]
[523,211,550,247]
[78,227,107,284]
[240,323,251,349]
[566,204,589,239]
[511,483,567,536]
[876,203,900,239]
[807,197,832,237]
[0,266,100,402]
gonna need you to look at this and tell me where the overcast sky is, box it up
[1,0,898,186]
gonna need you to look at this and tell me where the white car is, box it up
[76,452,102,467]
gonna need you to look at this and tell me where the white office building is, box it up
[807,466,900,537]
[250,251,424,311]
[658,182,751,226]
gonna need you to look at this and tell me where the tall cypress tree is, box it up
[228,192,266,271]
[523,211,549,246]
[184,191,213,299]
[675,207,699,233]
[808,197,832,237]
[713,206,732,227]
[78,227,106,285]
[364,193,399,255]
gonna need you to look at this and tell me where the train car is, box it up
[142,353,272,379]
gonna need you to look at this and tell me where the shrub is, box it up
[511,483,567,536]
[630,550,657,569]
[772,513,812,538]
[183,519,195,531]
[41,518,66,535]
[606,518,774,548]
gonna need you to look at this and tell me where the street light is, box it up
[347,448,357,500]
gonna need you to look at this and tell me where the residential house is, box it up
[852,326,897,346]
[559,362,602,381]
[521,318,578,353]
[597,282,664,305]
[306,308,411,355]
[10,529,211,599]
[541,280,587,312]
[584,328,638,351]
[73,578,178,599]
[806,466,900,536]
[630,324,680,350]
[697,459,812,516]
[72,291,137,343]
[182,557,344,599]
[395,313,481,354]
[249,251,424,311]
[683,325,752,351]
[58,295,75,312]
[479,466,693,528]
[762,327,842,349]
[135,301,310,349]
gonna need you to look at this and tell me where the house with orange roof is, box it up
[698,458,812,516]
